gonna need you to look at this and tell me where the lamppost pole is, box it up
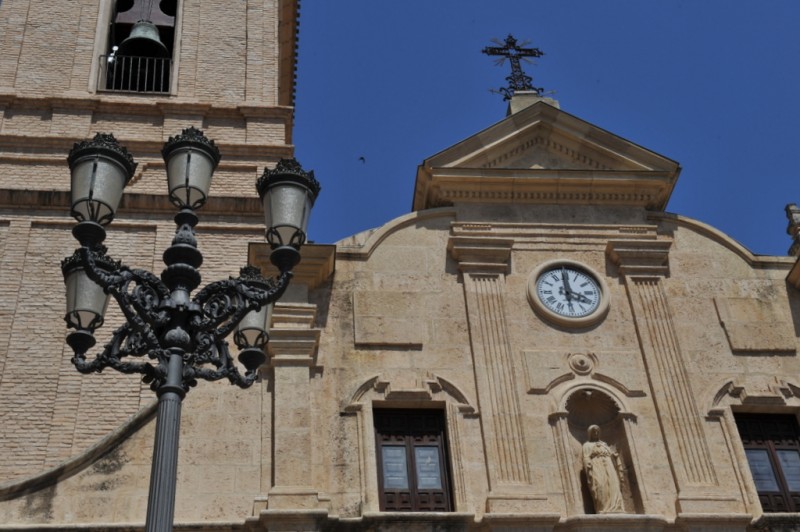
[60,129,320,532]
[146,351,184,531]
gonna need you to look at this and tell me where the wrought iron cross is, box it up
[483,34,544,100]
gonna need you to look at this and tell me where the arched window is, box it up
[101,0,177,93]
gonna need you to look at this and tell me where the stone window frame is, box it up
[342,374,477,514]
[710,379,800,518]
[89,0,184,95]
[373,408,453,512]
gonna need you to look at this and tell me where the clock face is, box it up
[527,260,609,327]
[536,266,601,318]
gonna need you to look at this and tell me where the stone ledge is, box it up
[0,90,294,121]
[751,513,800,532]
[674,512,754,530]
[559,513,669,531]
[0,188,261,218]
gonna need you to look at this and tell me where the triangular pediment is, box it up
[453,122,650,172]
[413,100,680,211]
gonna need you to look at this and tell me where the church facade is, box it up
[1,2,800,531]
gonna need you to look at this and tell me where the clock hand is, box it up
[561,267,574,301]
[572,292,592,304]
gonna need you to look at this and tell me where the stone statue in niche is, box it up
[582,424,624,513]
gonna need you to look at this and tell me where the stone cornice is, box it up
[336,208,456,260]
[271,303,318,329]
[0,91,294,121]
[267,328,321,367]
[265,302,320,367]
[237,105,294,119]
[49,98,100,111]
[0,134,293,159]
[447,234,513,274]
[648,212,795,269]
[249,243,335,290]
[415,167,675,211]
[0,188,261,218]
[450,221,660,245]
[606,238,672,276]
[156,101,212,115]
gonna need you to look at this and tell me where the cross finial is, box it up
[482,34,544,101]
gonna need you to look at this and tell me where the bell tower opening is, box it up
[101,0,177,94]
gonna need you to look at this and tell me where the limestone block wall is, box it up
[301,203,800,527]
[318,209,483,516]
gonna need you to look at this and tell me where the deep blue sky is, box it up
[294,1,800,256]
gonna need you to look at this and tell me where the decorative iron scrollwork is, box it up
[65,220,292,392]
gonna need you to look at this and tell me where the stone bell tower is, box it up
[0,0,300,522]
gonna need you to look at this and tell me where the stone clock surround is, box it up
[527,258,610,328]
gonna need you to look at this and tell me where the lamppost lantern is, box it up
[161,126,221,210]
[233,265,275,372]
[60,246,119,353]
[67,132,137,230]
[60,129,317,532]
[256,158,321,271]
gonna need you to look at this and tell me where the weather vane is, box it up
[482,34,544,101]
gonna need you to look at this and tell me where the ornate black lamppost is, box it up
[60,128,320,532]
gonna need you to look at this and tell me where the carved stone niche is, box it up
[563,389,643,515]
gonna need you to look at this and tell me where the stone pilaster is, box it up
[448,234,544,512]
[255,303,329,515]
[607,239,738,514]
[707,408,757,514]
[549,412,581,516]
[620,412,649,509]
[252,244,335,524]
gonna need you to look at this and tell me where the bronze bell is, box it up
[118,20,168,58]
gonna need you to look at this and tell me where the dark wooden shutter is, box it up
[735,413,800,512]
[374,409,453,512]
